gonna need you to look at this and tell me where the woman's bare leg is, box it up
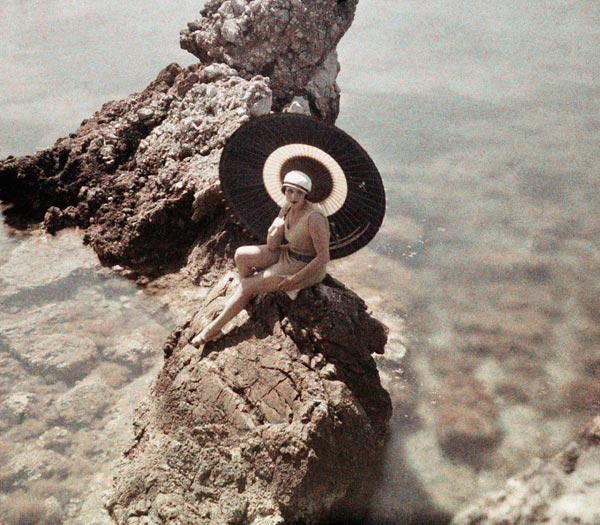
[200,264,285,339]
[235,245,279,278]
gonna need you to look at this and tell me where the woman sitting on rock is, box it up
[194,170,330,344]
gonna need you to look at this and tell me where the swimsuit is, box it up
[275,202,328,289]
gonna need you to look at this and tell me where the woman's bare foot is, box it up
[192,326,223,347]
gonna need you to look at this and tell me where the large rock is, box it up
[180,0,357,121]
[106,275,392,524]
[452,415,600,525]
[0,63,269,275]
[0,3,396,523]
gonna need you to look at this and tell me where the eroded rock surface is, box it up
[180,0,356,121]
[107,275,391,525]
[0,63,269,276]
[452,416,600,525]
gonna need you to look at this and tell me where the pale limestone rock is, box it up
[180,0,358,122]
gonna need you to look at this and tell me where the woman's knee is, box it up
[234,246,252,267]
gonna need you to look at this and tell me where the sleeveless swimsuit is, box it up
[275,202,328,289]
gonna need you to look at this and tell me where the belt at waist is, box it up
[288,249,315,263]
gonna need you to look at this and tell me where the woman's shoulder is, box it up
[305,204,329,229]
[305,202,327,219]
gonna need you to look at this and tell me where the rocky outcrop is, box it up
[0,63,269,276]
[452,415,600,525]
[1,2,396,523]
[180,0,356,121]
[0,1,355,277]
[106,274,391,525]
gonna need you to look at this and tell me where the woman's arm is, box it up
[278,212,330,291]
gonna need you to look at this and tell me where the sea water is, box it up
[1,0,599,523]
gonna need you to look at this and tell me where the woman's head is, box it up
[281,171,312,195]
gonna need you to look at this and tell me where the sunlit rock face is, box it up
[107,275,392,525]
[180,0,357,121]
[0,63,271,276]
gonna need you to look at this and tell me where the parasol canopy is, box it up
[219,113,385,259]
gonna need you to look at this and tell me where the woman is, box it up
[194,170,330,344]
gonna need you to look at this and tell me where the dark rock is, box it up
[0,2,354,276]
[106,276,392,524]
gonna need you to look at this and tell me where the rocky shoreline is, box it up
[1,1,599,524]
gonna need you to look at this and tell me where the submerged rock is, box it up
[48,376,113,428]
[434,372,503,463]
[1,447,69,491]
[18,333,98,384]
[452,415,600,525]
[107,276,391,524]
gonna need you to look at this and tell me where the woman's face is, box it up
[283,186,307,205]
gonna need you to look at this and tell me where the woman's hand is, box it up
[277,275,299,291]
[267,217,285,251]
[269,217,285,231]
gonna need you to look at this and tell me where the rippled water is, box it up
[334,1,600,519]
[1,0,599,523]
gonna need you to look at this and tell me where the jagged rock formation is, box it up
[0,63,270,276]
[107,274,391,524]
[0,0,356,277]
[451,415,600,525]
[180,0,357,122]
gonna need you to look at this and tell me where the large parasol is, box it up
[219,113,385,259]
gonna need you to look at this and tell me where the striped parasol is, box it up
[219,113,385,259]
